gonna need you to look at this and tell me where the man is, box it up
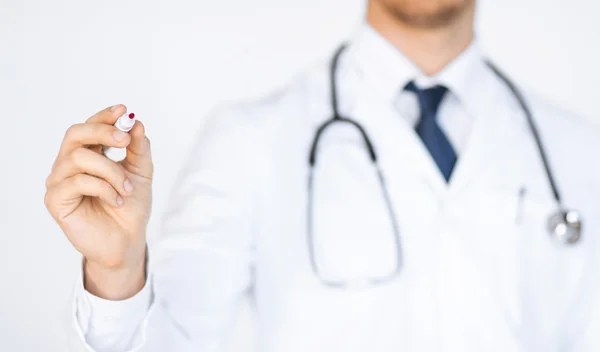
[45,0,600,351]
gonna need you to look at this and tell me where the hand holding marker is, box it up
[44,105,153,301]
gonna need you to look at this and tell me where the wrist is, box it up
[84,250,147,301]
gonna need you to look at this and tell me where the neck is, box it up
[366,2,475,76]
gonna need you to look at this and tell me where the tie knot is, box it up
[404,81,448,118]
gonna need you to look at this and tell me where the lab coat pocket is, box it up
[461,187,524,321]
[478,187,594,350]
[515,190,591,348]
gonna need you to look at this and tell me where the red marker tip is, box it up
[128,113,135,119]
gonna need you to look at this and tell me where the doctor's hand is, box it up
[44,105,153,300]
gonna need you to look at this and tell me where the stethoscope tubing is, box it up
[306,44,581,288]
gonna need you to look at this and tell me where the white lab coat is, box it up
[70,26,600,352]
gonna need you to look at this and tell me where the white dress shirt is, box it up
[70,24,600,352]
[353,27,480,156]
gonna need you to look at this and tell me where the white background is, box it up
[1,0,599,351]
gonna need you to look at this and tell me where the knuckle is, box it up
[43,191,60,220]
[64,123,82,141]
[50,156,64,172]
[45,174,53,189]
[43,190,53,209]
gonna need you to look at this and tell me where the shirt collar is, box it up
[344,23,492,119]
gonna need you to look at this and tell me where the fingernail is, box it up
[116,196,124,207]
[110,105,119,112]
[113,130,127,142]
[124,179,134,194]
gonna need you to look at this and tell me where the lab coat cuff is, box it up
[83,276,153,329]
[72,256,154,351]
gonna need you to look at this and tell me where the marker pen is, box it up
[104,112,136,161]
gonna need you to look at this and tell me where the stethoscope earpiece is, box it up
[547,210,582,245]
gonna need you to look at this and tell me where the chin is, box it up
[375,0,475,29]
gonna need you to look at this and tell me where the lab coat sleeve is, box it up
[71,266,153,352]
[70,105,260,351]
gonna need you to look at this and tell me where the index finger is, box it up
[86,104,128,124]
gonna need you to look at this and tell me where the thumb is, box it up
[122,120,153,179]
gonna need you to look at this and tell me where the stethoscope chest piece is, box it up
[547,210,582,245]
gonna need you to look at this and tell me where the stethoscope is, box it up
[307,45,583,289]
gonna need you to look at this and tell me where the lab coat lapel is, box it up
[338,59,450,195]
[393,117,450,193]
[448,88,520,192]
[353,101,449,195]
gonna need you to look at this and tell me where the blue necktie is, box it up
[405,82,457,182]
